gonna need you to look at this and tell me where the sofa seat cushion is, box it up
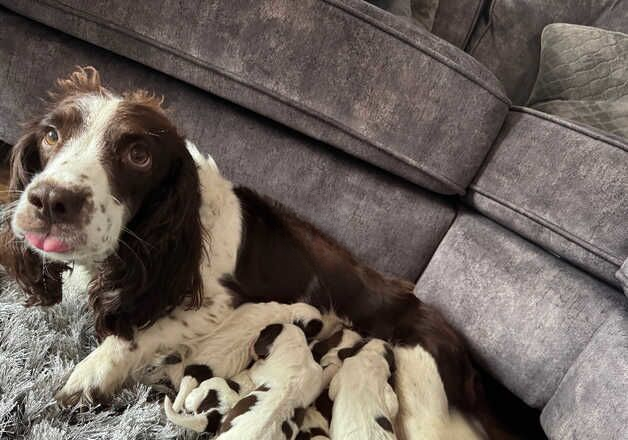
[1,0,509,194]
[467,107,628,288]
[415,210,627,408]
[468,0,628,104]
[0,8,455,280]
[540,311,628,440]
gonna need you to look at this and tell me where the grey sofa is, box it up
[0,1,626,439]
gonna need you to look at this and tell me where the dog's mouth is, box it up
[24,232,73,253]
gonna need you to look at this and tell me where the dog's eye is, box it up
[43,127,59,147]
[127,143,151,169]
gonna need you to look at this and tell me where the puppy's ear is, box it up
[253,324,284,359]
[337,338,369,361]
[89,142,206,339]
[0,131,66,306]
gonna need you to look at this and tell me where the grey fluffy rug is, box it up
[0,268,195,440]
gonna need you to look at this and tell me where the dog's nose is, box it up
[27,182,87,224]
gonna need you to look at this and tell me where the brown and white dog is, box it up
[0,67,510,439]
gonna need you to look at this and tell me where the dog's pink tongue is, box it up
[25,233,71,253]
[42,236,71,253]
[24,232,45,249]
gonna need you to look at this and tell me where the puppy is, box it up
[164,377,239,433]
[329,339,398,440]
[167,301,324,412]
[216,323,323,439]
[311,328,363,388]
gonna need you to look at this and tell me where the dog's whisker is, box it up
[121,226,153,250]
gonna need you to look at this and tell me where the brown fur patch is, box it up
[281,421,293,439]
[315,390,333,422]
[292,407,306,427]
[184,365,213,382]
[375,416,394,433]
[311,330,343,363]
[337,339,368,361]
[218,394,258,434]
[204,410,222,435]
[197,389,219,412]
[294,318,323,340]
[253,324,283,359]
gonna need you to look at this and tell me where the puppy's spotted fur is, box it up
[329,339,399,440]
[216,324,322,439]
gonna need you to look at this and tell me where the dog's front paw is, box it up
[55,349,127,407]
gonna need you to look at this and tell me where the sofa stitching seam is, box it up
[469,186,622,266]
[511,107,628,152]
[30,0,472,193]
[321,0,510,104]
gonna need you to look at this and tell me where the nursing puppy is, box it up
[329,339,399,440]
[166,302,324,412]
[216,323,323,439]
[311,328,363,388]
[164,376,239,433]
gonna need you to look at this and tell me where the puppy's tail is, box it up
[163,395,209,433]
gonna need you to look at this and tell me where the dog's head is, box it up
[1,67,205,338]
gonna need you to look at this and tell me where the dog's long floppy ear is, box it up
[0,130,67,306]
[89,143,206,340]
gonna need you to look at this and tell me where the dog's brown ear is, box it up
[0,131,66,306]
[89,142,206,340]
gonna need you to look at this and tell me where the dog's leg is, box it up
[55,293,230,407]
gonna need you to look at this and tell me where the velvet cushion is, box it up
[527,24,628,140]
[468,0,628,104]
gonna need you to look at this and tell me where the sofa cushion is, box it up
[540,311,628,440]
[527,24,628,140]
[0,0,509,194]
[414,210,627,407]
[468,0,628,104]
[431,0,485,48]
[0,8,455,280]
[467,107,628,288]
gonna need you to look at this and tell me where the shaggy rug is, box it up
[0,267,197,440]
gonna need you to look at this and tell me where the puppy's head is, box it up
[2,67,205,337]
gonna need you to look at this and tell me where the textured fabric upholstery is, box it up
[1,3,627,439]
[468,107,628,287]
[431,0,485,48]
[540,311,628,440]
[468,0,628,104]
[1,0,510,195]
[415,210,627,407]
[527,24,628,140]
[0,8,456,279]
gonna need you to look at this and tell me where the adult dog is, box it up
[0,67,508,439]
